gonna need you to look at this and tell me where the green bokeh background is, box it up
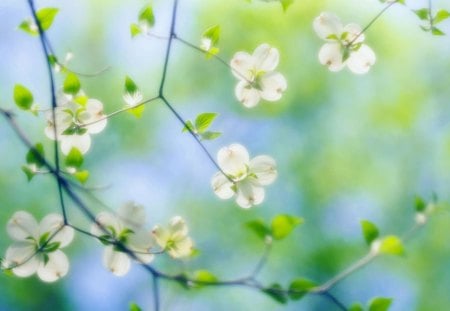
[1,0,450,310]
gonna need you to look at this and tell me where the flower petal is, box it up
[318,43,345,72]
[39,214,74,248]
[169,216,188,240]
[37,250,70,282]
[343,23,364,44]
[252,43,279,72]
[83,99,107,134]
[211,172,235,199]
[217,143,250,177]
[346,44,376,74]
[91,212,121,237]
[235,181,265,208]
[249,155,277,186]
[230,51,254,81]
[118,202,146,229]
[313,12,343,41]
[167,237,193,258]
[103,246,131,276]
[235,80,261,108]
[5,243,38,277]
[259,72,287,102]
[152,225,170,248]
[60,134,91,155]
[7,211,39,241]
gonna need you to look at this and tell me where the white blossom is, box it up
[152,216,194,259]
[123,90,143,108]
[313,12,376,74]
[2,211,74,282]
[211,144,277,208]
[44,91,107,155]
[230,43,287,108]
[91,202,154,276]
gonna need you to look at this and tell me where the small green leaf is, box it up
[434,9,450,24]
[26,143,45,167]
[39,232,51,246]
[182,120,195,133]
[130,24,142,37]
[22,165,35,181]
[379,236,404,256]
[360,220,379,245]
[129,302,142,311]
[43,242,61,253]
[202,25,220,44]
[125,76,139,94]
[414,8,430,21]
[271,214,304,240]
[139,5,155,28]
[193,270,217,287]
[368,297,393,311]
[280,0,294,11]
[74,170,89,184]
[195,112,217,133]
[128,105,145,118]
[200,131,221,141]
[14,84,34,110]
[431,27,445,36]
[18,20,38,35]
[36,8,59,31]
[246,219,272,240]
[348,303,364,311]
[65,148,83,168]
[262,283,288,304]
[63,73,81,95]
[288,278,316,300]
[415,196,426,212]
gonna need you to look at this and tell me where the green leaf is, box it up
[195,113,217,134]
[415,196,426,212]
[43,242,61,253]
[21,165,35,181]
[413,8,430,21]
[65,148,84,168]
[13,84,34,110]
[182,120,195,133]
[368,297,393,311]
[280,0,294,11]
[431,27,445,36]
[139,5,155,28]
[434,9,450,24]
[129,302,142,311]
[74,170,89,184]
[128,105,145,118]
[36,8,59,31]
[39,232,51,246]
[288,278,316,300]
[18,20,38,35]
[379,236,404,256]
[125,76,139,94]
[200,131,222,141]
[360,220,379,245]
[130,23,142,37]
[63,73,81,95]
[245,219,272,240]
[26,143,45,167]
[271,214,304,240]
[193,270,217,287]
[349,303,364,311]
[262,283,288,304]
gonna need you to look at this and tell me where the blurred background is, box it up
[1,0,450,310]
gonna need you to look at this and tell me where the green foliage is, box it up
[201,25,221,57]
[288,278,316,300]
[129,302,142,311]
[246,219,272,239]
[271,214,303,240]
[65,148,84,168]
[73,170,89,184]
[130,24,142,37]
[414,196,426,212]
[13,84,33,110]
[349,303,364,311]
[368,297,393,311]
[360,220,379,245]
[262,283,288,304]
[139,5,155,28]
[434,10,450,24]
[26,143,45,167]
[193,270,218,288]
[182,113,222,141]
[125,76,139,94]
[378,236,404,256]
[63,73,81,95]
[414,8,429,21]
[18,8,59,35]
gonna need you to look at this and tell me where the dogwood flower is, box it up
[2,211,74,282]
[313,12,376,74]
[211,144,277,208]
[230,43,287,108]
[152,216,193,259]
[91,202,154,276]
[45,91,107,155]
[123,90,143,108]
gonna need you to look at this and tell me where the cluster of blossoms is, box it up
[2,211,74,282]
[45,90,107,155]
[230,43,287,108]
[313,12,376,74]
[91,202,194,276]
[211,144,277,209]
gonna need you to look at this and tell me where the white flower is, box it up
[45,92,107,155]
[2,211,74,282]
[230,43,287,108]
[211,144,277,208]
[91,202,154,276]
[313,12,376,74]
[123,91,143,108]
[152,216,193,259]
